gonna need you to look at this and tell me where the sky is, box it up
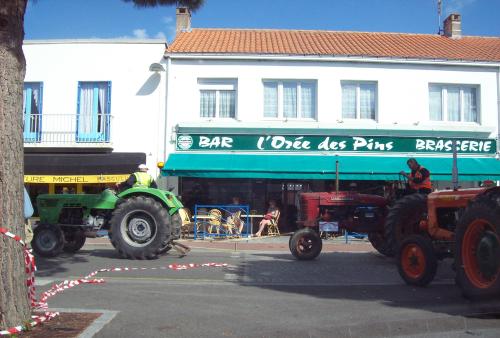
[25,0,500,43]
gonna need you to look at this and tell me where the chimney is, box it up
[176,7,191,34]
[443,13,461,39]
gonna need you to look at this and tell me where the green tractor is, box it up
[33,187,185,259]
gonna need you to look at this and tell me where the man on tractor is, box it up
[117,163,157,191]
[399,158,432,194]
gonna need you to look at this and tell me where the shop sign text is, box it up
[176,134,496,154]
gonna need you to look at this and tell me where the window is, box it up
[263,80,316,119]
[77,81,111,142]
[341,81,377,120]
[428,84,479,123]
[198,79,236,118]
[23,82,43,142]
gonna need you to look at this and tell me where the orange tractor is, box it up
[387,185,500,298]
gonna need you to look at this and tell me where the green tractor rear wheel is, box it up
[110,196,170,260]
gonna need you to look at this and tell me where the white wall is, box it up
[23,40,167,176]
[165,58,499,155]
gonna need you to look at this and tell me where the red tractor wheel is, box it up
[455,194,500,299]
[290,228,322,260]
[385,194,427,256]
[397,235,437,287]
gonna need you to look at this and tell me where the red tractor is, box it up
[289,191,392,260]
[289,186,500,298]
[391,186,500,298]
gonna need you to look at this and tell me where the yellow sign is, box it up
[24,174,129,184]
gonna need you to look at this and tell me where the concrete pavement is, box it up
[86,234,376,253]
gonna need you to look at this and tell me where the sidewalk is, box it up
[86,234,375,253]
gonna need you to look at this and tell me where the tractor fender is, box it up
[117,187,183,215]
[477,186,500,199]
[462,186,500,208]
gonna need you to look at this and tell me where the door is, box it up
[77,82,111,142]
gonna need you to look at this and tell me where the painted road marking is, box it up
[35,278,55,286]
[48,308,119,338]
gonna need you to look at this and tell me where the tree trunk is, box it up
[0,0,30,329]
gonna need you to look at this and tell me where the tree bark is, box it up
[0,0,30,329]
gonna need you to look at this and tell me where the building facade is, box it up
[23,40,168,207]
[160,11,500,230]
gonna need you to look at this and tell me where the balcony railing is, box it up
[23,113,112,145]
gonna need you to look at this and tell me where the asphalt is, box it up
[32,235,500,338]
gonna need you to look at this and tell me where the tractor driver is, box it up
[116,164,157,192]
[399,158,432,194]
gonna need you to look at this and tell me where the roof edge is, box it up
[184,28,500,39]
[164,52,500,67]
[23,38,167,45]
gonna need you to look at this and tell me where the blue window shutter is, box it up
[77,82,81,116]
[107,81,111,114]
[39,82,43,113]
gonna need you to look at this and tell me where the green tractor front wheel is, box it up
[32,224,64,257]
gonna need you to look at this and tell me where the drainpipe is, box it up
[497,66,500,161]
[160,55,175,192]
[164,55,171,162]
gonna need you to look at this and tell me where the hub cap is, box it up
[401,243,426,279]
[120,211,157,248]
[296,234,315,254]
[37,230,58,251]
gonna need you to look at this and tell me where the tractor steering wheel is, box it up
[399,172,408,186]
[397,173,411,196]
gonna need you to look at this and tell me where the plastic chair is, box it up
[267,210,281,236]
[207,209,222,235]
[177,208,194,238]
[225,210,243,237]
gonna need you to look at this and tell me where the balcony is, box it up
[23,113,112,148]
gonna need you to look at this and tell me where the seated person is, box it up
[255,200,279,237]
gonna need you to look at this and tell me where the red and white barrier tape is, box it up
[1,226,227,336]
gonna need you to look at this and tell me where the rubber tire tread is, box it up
[368,231,393,257]
[62,228,86,253]
[290,228,322,260]
[110,196,170,260]
[397,235,437,287]
[32,224,64,258]
[385,193,427,257]
[455,193,500,299]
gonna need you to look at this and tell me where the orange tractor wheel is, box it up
[397,235,437,287]
[455,194,500,299]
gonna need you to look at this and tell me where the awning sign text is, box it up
[176,134,496,154]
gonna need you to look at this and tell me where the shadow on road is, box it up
[230,251,500,316]
[35,252,88,277]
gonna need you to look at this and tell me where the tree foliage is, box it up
[124,0,205,12]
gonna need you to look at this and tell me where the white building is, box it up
[160,11,500,228]
[23,40,168,197]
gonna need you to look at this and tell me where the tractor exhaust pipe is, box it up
[452,140,459,191]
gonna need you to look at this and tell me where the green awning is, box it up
[161,153,500,181]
